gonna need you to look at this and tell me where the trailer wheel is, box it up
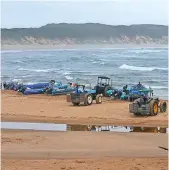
[150,100,158,116]
[96,94,102,104]
[84,94,93,106]
[160,101,167,113]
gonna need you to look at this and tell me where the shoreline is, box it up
[1,44,168,51]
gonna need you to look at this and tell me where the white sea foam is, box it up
[119,64,168,71]
[63,71,71,75]
[18,68,57,73]
[65,76,73,80]
[148,86,168,89]
[1,50,23,54]
[127,48,167,54]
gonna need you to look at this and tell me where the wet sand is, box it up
[2,130,168,170]
[1,91,168,127]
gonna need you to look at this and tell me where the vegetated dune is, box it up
[1,23,168,46]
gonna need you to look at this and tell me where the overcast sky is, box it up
[1,0,168,28]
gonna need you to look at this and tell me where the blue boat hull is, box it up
[26,83,49,89]
[52,88,75,95]
[23,88,44,95]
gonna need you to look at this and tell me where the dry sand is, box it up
[1,91,168,127]
[2,130,168,170]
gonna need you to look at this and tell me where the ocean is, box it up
[1,47,168,99]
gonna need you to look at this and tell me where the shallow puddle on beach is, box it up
[1,122,168,133]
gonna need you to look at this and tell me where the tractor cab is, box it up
[75,84,88,94]
[94,76,112,96]
[97,76,111,86]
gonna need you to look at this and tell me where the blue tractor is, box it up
[67,84,103,106]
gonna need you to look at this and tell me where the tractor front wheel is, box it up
[96,94,102,104]
[150,100,158,116]
[84,94,93,106]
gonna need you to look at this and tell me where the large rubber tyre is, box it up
[87,125,93,131]
[150,100,159,116]
[104,86,112,97]
[72,102,80,106]
[160,101,167,113]
[131,101,140,116]
[84,94,93,106]
[96,94,102,104]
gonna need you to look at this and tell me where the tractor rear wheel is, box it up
[150,100,158,116]
[104,86,112,97]
[96,94,102,104]
[84,94,93,106]
[131,101,140,116]
[160,101,167,113]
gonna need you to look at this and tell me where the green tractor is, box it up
[129,90,167,116]
[94,76,112,97]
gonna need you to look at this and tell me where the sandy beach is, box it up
[2,130,168,170]
[2,90,168,170]
[1,90,168,126]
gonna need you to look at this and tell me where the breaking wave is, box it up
[18,68,59,73]
[64,75,73,80]
[150,86,168,89]
[127,48,167,54]
[63,71,72,75]
[119,64,168,71]
[1,50,23,54]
